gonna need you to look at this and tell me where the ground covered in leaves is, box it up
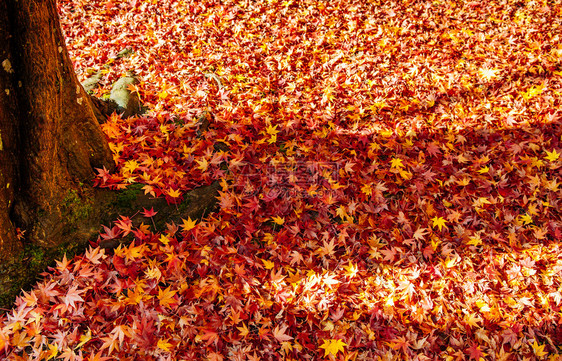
[2,0,562,360]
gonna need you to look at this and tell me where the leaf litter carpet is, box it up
[2,0,562,360]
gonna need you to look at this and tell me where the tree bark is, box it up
[0,0,222,308]
[0,0,114,255]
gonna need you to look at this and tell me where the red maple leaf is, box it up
[466,343,484,360]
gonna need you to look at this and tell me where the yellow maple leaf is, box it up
[478,165,489,174]
[265,123,279,135]
[122,243,145,262]
[443,257,457,268]
[46,343,58,360]
[271,216,285,225]
[522,84,544,100]
[475,299,491,312]
[431,216,447,231]
[74,328,92,349]
[181,217,197,231]
[336,205,348,220]
[343,261,358,277]
[519,213,533,225]
[159,234,170,245]
[319,339,347,357]
[265,124,279,144]
[262,259,275,270]
[463,312,482,328]
[124,286,144,305]
[531,340,548,357]
[196,158,209,171]
[122,160,139,175]
[399,169,413,180]
[237,323,249,337]
[390,157,404,168]
[157,338,173,352]
[545,149,560,162]
[167,188,181,198]
[467,235,482,246]
[361,183,373,196]
[157,286,177,308]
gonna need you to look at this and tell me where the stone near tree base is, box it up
[109,73,145,118]
[81,71,103,93]
[81,71,146,121]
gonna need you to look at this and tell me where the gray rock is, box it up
[109,75,144,117]
[81,71,102,93]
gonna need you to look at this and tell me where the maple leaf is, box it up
[463,313,482,329]
[261,259,275,270]
[322,86,335,104]
[56,253,71,271]
[272,324,293,342]
[467,234,482,246]
[59,348,78,361]
[86,351,112,361]
[390,157,404,168]
[344,161,355,173]
[519,213,533,225]
[388,336,411,354]
[413,228,428,241]
[271,215,284,225]
[319,339,347,358]
[141,207,158,218]
[316,238,336,257]
[157,286,178,308]
[181,217,197,231]
[196,157,209,171]
[544,148,560,162]
[157,338,173,352]
[122,159,139,174]
[361,183,373,196]
[142,184,157,197]
[265,123,279,143]
[101,324,131,355]
[115,215,133,236]
[84,246,105,264]
[237,323,249,337]
[531,340,548,357]
[207,352,224,361]
[466,343,485,360]
[381,247,397,262]
[166,188,181,198]
[46,343,58,360]
[100,225,122,240]
[478,67,500,81]
[199,329,219,346]
[343,262,358,277]
[477,165,489,174]
[63,285,84,310]
[75,328,92,349]
[431,216,447,231]
[121,242,145,262]
[289,250,304,265]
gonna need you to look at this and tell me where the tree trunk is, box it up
[0,0,222,308]
[0,0,114,255]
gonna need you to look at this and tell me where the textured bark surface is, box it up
[0,0,221,308]
[0,0,114,254]
[0,0,116,305]
[0,1,19,257]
